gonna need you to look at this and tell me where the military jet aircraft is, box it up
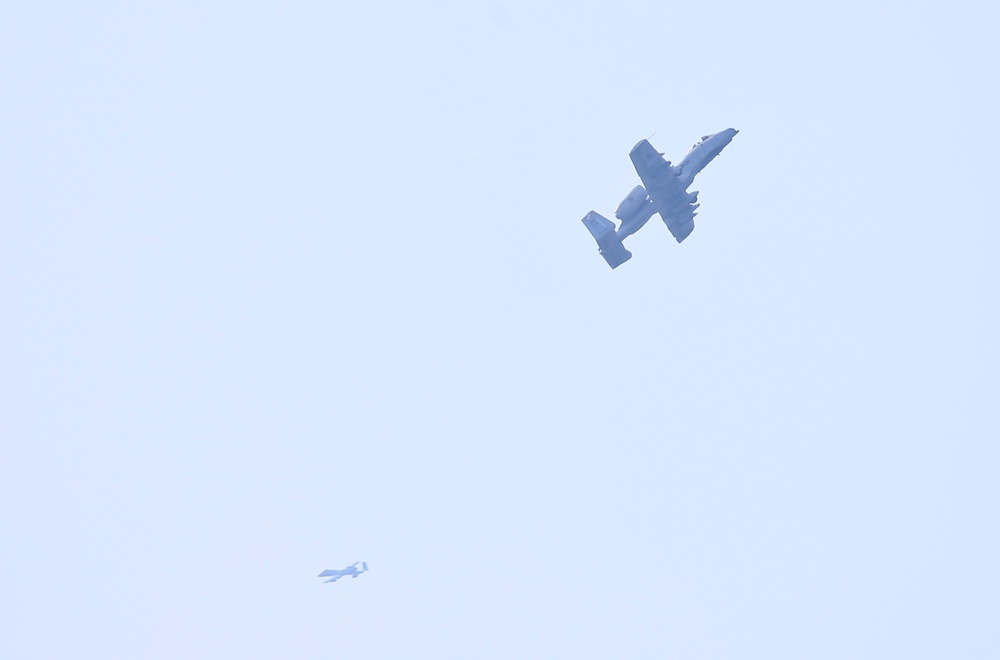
[318,561,369,583]
[581,128,738,268]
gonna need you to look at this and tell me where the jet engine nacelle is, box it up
[615,185,649,222]
[687,191,699,204]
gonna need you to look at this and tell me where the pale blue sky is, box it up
[2,1,998,658]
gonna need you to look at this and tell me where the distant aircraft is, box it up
[318,561,369,583]
[581,128,738,268]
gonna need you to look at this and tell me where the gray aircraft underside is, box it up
[318,561,368,583]
[581,128,738,268]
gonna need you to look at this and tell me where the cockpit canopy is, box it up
[692,134,712,149]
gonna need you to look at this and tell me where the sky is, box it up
[2,1,999,658]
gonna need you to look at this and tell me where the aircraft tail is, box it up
[361,562,368,571]
[581,211,631,269]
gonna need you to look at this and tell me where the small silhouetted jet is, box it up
[318,561,369,583]
[582,128,738,268]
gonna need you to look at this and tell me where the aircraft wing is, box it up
[657,204,696,243]
[628,139,672,193]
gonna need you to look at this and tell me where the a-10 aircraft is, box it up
[318,561,368,583]
[581,128,738,268]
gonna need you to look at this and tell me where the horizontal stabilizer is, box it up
[581,210,615,237]
[581,211,632,269]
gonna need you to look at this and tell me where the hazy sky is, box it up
[3,1,998,658]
